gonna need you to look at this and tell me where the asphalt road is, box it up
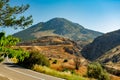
[0,60,65,80]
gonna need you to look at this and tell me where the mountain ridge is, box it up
[81,29,120,61]
[13,17,103,42]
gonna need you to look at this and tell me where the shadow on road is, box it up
[3,62,26,69]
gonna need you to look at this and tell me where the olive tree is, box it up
[0,0,33,62]
[0,0,33,28]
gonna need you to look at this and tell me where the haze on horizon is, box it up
[0,0,120,35]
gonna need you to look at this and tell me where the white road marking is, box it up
[4,66,45,80]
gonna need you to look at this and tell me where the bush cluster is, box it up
[63,59,68,63]
[52,60,57,64]
[0,57,4,63]
[87,62,110,80]
[18,51,50,68]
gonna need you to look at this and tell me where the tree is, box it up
[0,0,32,62]
[0,32,19,47]
[0,0,33,28]
[8,48,29,62]
[74,57,81,70]
[0,32,29,62]
[0,32,20,58]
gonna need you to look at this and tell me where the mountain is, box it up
[97,45,120,76]
[81,29,120,61]
[97,45,120,64]
[13,18,103,42]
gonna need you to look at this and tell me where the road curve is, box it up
[0,61,65,80]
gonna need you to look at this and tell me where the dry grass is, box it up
[32,64,86,80]
[76,66,87,76]
[50,58,87,77]
[50,59,74,70]
[32,30,57,38]
[18,45,76,59]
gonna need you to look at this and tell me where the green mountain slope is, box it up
[97,45,120,76]
[13,18,103,41]
[81,29,120,61]
[97,45,120,64]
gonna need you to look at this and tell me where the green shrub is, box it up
[87,62,110,80]
[18,51,50,68]
[52,60,57,64]
[62,68,69,72]
[8,48,29,62]
[0,57,4,63]
[63,59,68,63]
[49,58,52,60]
[62,68,76,74]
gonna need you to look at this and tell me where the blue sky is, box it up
[1,0,120,35]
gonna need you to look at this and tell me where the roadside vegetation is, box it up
[18,51,50,68]
[0,0,32,63]
[33,64,86,80]
[0,32,29,62]
[87,62,110,80]
[16,50,86,80]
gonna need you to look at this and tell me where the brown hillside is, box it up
[17,36,87,62]
[16,36,88,75]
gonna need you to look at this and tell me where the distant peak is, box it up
[46,17,74,25]
[47,17,70,22]
[51,17,66,20]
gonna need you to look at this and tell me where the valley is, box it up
[12,18,120,80]
[0,0,120,80]
[15,35,120,80]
